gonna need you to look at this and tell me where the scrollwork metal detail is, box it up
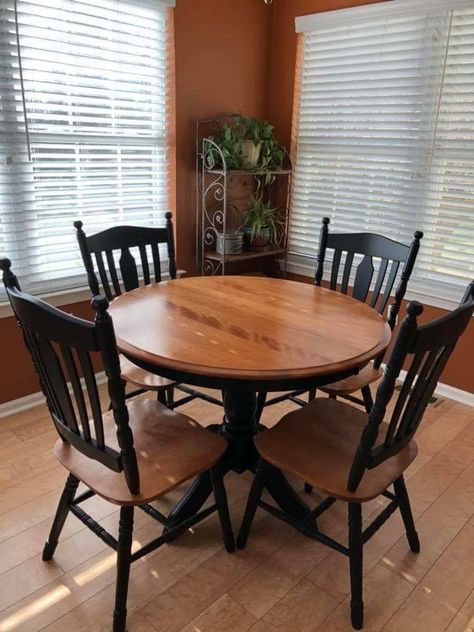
[202,138,226,173]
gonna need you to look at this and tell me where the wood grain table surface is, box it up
[109,276,390,384]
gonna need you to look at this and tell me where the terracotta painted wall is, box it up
[1,299,97,404]
[174,0,271,274]
[269,1,474,394]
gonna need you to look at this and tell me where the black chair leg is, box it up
[304,390,317,493]
[348,503,364,630]
[255,391,267,423]
[394,476,420,553]
[157,388,167,405]
[361,385,374,414]
[237,459,267,549]
[210,466,235,553]
[113,506,134,632]
[166,386,175,407]
[43,473,79,561]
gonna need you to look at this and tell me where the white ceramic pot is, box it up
[241,140,262,169]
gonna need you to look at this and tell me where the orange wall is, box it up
[1,299,96,404]
[174,0,271,274]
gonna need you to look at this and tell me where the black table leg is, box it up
[166,470,213,529]
[264,464,312,522]
[220,389,259,473]
[166,388,311,528]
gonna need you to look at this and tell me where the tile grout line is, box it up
[302,411,474,631]
[377,466,474,631]
[379,521,474,632]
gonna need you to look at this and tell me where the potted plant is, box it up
[204,116,286,174]
[233,116,271,168]
[242,195,279,250]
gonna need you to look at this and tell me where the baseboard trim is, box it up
[393,369,474,408]
[0,371,107,420]
[0,391,46,419]
[0,370,472,420]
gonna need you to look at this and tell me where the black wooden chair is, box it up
[257,218,423,423]
[238,281,474,630]
[0,257,234,632]
[74,213,222,410]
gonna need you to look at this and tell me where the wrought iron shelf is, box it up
[196,113,292,277]
[204,168,292,177]
[205,247,287,263]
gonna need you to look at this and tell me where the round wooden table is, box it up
[109,276,390,526]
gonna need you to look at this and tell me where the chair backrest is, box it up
[74,212,177,300]
[315,217,423,331]
[0,257,140,495]
[347,280,474,492]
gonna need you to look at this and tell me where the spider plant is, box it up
[242,195,280,247]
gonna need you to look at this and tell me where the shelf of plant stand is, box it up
[204,168,292,176]
[205,247,286,263]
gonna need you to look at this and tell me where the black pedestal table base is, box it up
[166,388,312,530]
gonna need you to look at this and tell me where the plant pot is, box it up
[216,230,243,256]
[241,140,262,169]
[243,226,271,251]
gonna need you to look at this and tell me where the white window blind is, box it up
[0,0,174,295]
[291,0,474,306]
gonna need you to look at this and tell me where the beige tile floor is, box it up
[0,387,473,631]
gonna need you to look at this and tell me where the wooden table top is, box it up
[108,276,391,383]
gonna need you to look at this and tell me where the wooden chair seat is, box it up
[120,355,176,391]
[255,398,417,502]
[320,364,382,396]
[54,398,226,506]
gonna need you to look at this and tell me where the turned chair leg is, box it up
[394,476,420,553]
[210,466,235,553]
[361,385,374,414]
[255,392,267,423]
[237,460,267,549]
[43,474,79,561]
[348,503,364,630]
[166,386,175,407]
[304,388,317,493]
[113,506,134,632]
[157,388,167,405]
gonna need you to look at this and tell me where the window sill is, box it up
[286,259,463,313]
[0,269,186,319]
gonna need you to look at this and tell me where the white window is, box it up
[0,0,174,295]
[290,0,474,308]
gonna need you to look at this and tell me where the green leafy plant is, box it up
[242,195,280,245]
[204,124,242,169]
[234,116,273,146]
[204,115,286,174]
